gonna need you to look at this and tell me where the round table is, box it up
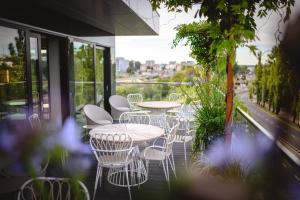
[137,101,181,114]
[89,123,164,144]
[89,123,163,187]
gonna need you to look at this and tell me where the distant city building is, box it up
[166,63,176,71]
[140,64,147,72]
[116,58,196,76]
[187,61,195,65]
[153,64,161,71]
[176,64,182,71]
[160,64,167,71]
[145,60,155,67]
[181,61,195,66]
[116,57,129,73]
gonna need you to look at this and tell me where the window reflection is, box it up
[30,37,40,116]
[0,26,27,121]
[41,36,50,120]
[73,42,95,123]
[95,47,104,107]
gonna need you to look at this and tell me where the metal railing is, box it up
[116,81,300,166]
[236,107,300,166]
[116,81,192,101]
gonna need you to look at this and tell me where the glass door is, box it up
[0,26,27,121]
[28,33,50,120]
[95,46,104,107]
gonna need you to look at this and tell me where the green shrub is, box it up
[192,83,226,154]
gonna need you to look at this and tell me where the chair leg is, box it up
[98,166,103,187]
[165,159,170,190]
[161,160,168,183]
[93,165,102,200]
[137,160,141,188]
[184,142,187,168]
[168,154,176,178]
[125,166,132,200]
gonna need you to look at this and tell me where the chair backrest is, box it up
[17,177,90,200]
[28,114,41,129]
[127,93,143,110]
[165,114,178,131]
[90,132,133,166]
[109,95,130,108]
[168,93,181,102]
[166,115,189,141]
[191,100,202,111]
[119,111,150,124]
[179,104,194,119]
[83,104,113,125]
[149,114,167,130]
[165,124,179,156]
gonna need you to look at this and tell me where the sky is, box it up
[115,1,300,65]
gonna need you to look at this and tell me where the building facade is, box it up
[0,0,159,126]
[116,57,130,74]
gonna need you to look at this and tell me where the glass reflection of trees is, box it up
[73,42,94,110]
[95,48,104,106]
[0,27,27,120]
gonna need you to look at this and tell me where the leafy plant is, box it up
[192,82,226,154]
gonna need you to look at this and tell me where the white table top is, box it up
[82,120,112,129]
[89,123,164,143]
[137,101,181,109]
[83,124,103,130]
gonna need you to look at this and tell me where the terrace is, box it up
[1,0,300,200]
[1,80,300,200]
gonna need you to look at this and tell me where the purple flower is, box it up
[0,129,17,153]
[206,128,273,174]
[45,117,91,154]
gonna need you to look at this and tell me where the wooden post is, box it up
[225,53,234,146]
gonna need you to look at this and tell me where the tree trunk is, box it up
[205,68,210,82]
[225,54,234,146]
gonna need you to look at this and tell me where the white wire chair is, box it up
[28,114,41,129]
[109,95,131,120]
[17,177,90,200]
[179,104,196,124]
[127,93,143,111]
[90,132,140,200]
[149,114,168,134]
[119,111,150,125]
[140,124,178,189]
[166,115,194,168]
[83,104,113,125]
[168,93,182,102]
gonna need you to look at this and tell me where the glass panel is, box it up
[30,37,41,116]
[95,48,104,107]
[73,42,94,123]
[41,36,50,120]
[0,26,27,121]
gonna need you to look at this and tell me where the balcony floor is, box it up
[84,142,192,200]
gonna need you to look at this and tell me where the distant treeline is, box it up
[252,46,300,125]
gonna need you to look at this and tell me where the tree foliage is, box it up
[173,22,225,78]
[150,0,295,144]
[254,46,300,123]
[127,60,135,74]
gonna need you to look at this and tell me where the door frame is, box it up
[25,31,43,118]
[94,45,105,106]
